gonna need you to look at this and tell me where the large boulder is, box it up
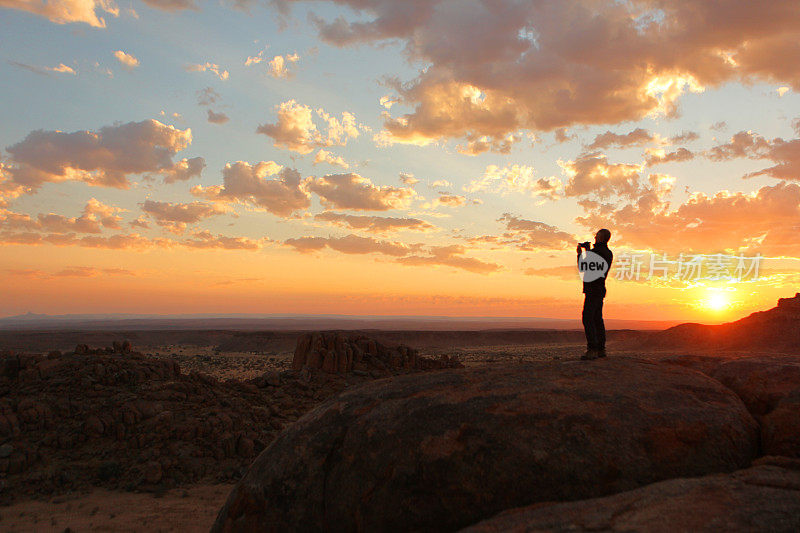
[763,390,800,457]
[711,356,800,416]
[212,358,758,532]
[462,457,800,532]
[711,356,800,457]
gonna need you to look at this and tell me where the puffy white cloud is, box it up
[399,172,418,185]
[0,0,119,27]
[192,161,310,217]
[141,199,227,233]
[113,50,139,70]
[465,164,562,201]
[496,213,575,251]
[161,157,205,183]
[4,119,194,191]
[268,53,299,78]
[256,100,362,154]
[305,173,415,211]
[313,149,349,169]
[185,62,229,81]
[256,100,319,154]
[560,153,642,199]
[0,198,123,234]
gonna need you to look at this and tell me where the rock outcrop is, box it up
[462,457,800,533]
[212,358,758,532]
[291,331,462,374]
[0,343,397,501]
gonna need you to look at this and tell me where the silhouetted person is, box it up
[577,229,613,360]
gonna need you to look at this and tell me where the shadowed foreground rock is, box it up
[462,457,800,533]
[711,356,800,457]
[212,358,759,532]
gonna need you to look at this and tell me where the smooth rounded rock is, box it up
[212,358,759,533]
[462,458,800,533]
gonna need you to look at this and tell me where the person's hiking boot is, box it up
[581,349,600,360]
[597,348,607,358]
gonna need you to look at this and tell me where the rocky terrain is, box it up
[214,351,800,532]
[0,334,458,505]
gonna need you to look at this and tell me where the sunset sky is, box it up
[1,0,799,322]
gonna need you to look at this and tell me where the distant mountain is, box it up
[646,293,800,353]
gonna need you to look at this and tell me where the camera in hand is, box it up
[578,241,591,251]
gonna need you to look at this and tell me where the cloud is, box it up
[8,60,77,76]
[495,213,575,250]
[191,161,310,217]
[140,0,197,11]
[141,199,228,233]
[465,164,562,201]
[576,180,800,255]
[313,149,349,169]
[456,133,520,156]
[305,173,415,211]
[399,172,418,185]
[1,198,123,234]
[285,234,414,256]
[256,100,361,154]
[4,119,194,191]
[314,211,435,233]
[113,50,139,70]
[280,0,800,146]
[706,131,771,161]
[255,100,319,154]
[396,245,501,274]
[586,128,655,151]
[645,147,696,166]
[0,0,119,27]
[268,53,299,78]
[197,87,221,106]
[745,138,800,180]
[283,232,498,273]
[207,110,230,124]
[0,231,153,250]
[161,157,205,183]
[560,153,642,199]
[182,230,262,250]
[421,193,467,209]
[185,62,229,81]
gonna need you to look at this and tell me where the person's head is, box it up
[595,228,611,244]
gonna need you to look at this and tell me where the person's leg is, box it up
[582,293,600,352]
[595,297,606,357]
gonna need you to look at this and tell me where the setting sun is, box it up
[704,291,731,312]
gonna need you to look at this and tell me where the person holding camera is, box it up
[576,229,613,360]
